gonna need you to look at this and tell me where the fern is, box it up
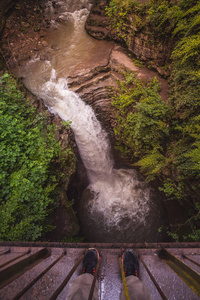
[135,149,170,181]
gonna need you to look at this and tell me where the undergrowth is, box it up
[0,73,76,241]
[109,0,200,241]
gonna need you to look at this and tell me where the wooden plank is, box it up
[0,248,48,289]
[159,248,200,297]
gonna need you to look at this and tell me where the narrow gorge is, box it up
[0,0,173,242]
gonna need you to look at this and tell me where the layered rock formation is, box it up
[1,0,168,135]
[67,43,168,134]
[86,0,173,77]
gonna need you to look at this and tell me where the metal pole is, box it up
[13,252,66,300]
[0,248,48,289]
[0,249,10,256]
[0,249,30,269]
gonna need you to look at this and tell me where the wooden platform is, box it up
[0,242,200,299]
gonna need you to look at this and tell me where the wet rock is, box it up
[86,0,173,78]
[67,43,168,132]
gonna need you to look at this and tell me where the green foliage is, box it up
[106,0,181,40]
[112,71,200,240]
[131,58,145,68]
[105,0,144,40]
[166,2,200,240]
[135,149,170,182]
[170,1,200,119]
[113,76,170,160]
[108,0,200,240]
[0,73,76,241]
[146,1,181,36]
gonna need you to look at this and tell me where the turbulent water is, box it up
[21,0,167,242]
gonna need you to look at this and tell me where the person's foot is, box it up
[82,248,99,276]
[122,249,139,277]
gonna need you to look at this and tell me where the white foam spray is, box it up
[38,69,150,228]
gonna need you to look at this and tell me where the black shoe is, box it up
[122,249,139,277]
[82,248,99,276]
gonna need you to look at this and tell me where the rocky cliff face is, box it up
[86,0,173,77]
[67,43,168,134]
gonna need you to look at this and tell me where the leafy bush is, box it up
[108,0,200,241]
[105,0,144,40]
[112,75,170,178]
[0,73,75,241]
[112,71,200,240]
[170,1,200,119]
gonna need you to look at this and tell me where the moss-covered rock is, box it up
[86,0,173,77]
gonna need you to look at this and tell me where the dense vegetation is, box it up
[108,0,200,240]
[0,73,76,241]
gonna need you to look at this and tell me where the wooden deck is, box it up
[0,242,200,299]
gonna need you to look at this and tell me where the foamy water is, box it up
[23,66,150,228]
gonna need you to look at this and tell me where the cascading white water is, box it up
[41,69,114,181]
[23,62,150,231]
[21,0,167,242]
[39,69,150,229]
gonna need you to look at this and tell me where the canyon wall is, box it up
[86,0,173,77]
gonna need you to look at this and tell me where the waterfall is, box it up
[41,70,114,182]
[24,67,150,231]
[20,0,168,242]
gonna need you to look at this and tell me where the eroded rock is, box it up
[85,0,173,78]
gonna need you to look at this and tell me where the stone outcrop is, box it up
[86,0,173,77]
[67,43,168,133]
